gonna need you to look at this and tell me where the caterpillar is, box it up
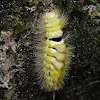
[34,9,72,94]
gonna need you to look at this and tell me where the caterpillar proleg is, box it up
[35,9,72,92]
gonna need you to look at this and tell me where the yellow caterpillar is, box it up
[35,9,72,92]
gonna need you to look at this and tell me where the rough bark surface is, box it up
[0,0,100,100]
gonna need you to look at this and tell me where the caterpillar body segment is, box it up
[35,9,72,92]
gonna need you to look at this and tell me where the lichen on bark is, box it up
[0,0,100,100]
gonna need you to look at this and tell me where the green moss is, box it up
[32,0,40,5]
[68,0,83,13]
[1,15,30,34]
[97,3,100,11]
[28,0,41,5]
[90,0,98,3]
[0,0,100,100]
[15,22,30,33]
[0,88,7,100]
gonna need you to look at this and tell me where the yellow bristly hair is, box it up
[35,9,72,92]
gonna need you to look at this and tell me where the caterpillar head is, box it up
[43,10,59,23]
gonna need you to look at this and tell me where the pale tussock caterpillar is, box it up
[34,9,73,99]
